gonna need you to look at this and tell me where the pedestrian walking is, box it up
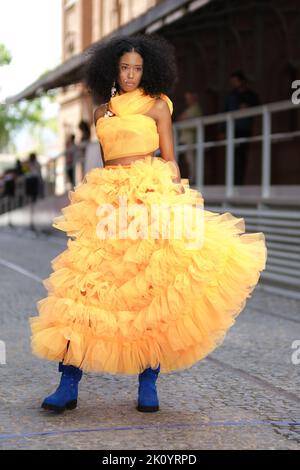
[223,71,260,185]
[25,152,43,203]
[65,134,77,187]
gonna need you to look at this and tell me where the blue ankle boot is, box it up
[41,362,82,413]
[137,365,160,412]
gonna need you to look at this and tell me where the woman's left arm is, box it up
[155,100,184,190]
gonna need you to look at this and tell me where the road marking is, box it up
[0,258,43,283]
[0,420,299,442]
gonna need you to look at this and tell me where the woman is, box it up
[25,152,44,202]
[29,34,267,414]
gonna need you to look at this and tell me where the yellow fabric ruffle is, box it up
[29,156,267,375]
[96,87,173,161]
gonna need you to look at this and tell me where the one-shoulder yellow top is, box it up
[95,87,173,162]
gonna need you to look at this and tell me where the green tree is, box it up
[0,44,12,66]
[0,43,58,153]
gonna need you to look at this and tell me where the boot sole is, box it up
[41,400,77,413]
[137,404,159,412]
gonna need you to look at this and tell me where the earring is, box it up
[111,81,117,97]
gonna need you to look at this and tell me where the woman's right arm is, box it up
[154,99,185,193]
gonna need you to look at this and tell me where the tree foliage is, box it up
[0,43,58,153]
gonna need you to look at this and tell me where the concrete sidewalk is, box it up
[0,227,299,450]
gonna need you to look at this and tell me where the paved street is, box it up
[0,226,299,450]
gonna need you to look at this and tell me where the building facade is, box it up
[7,0,300,189]
[59,0,161,151]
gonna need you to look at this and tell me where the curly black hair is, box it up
[82,33,178,103]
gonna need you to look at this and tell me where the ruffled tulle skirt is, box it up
[29,155,267,375]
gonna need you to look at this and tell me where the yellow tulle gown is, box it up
[29,87,267,375]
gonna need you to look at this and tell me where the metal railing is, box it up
[2,99,299,215]
[34,99,300,200]
[0,142,91,216]
[203,202,300,299]
[0,175,39,215]
[172,99,300,199]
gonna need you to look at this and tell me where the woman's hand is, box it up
[172,170,185,194]
[174,182,185,194]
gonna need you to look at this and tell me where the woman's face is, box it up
[117,51,143,94]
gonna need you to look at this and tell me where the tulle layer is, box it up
[29,156,267,374]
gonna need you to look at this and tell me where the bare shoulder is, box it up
[94,104,107,126]
[149,98,171,123]
[154,98,169,112]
